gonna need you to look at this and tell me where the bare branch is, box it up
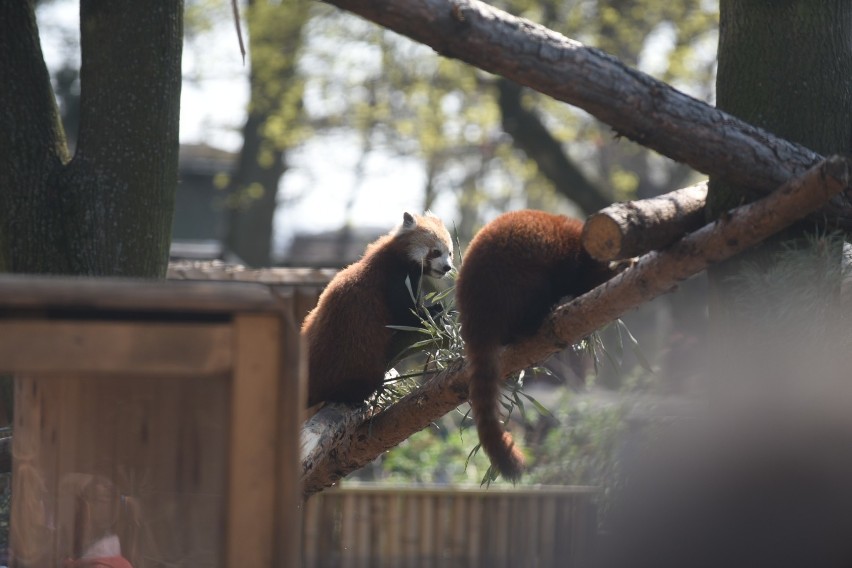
[231,0,246,64]
[302,156,852,497]
[496,78,609,214]
[322,0,852,226]
[583,181,708,261]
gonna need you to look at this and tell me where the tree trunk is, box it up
[496,78,610,214]
[224,0,309,267]
[224,112,287,267]
[707,1,852,294]
[0,1,70,273]
[709,0,852,216]
[0,0,184,277]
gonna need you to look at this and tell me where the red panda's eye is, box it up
[429,249,441,259]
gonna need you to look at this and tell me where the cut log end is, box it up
[583,214,622,261]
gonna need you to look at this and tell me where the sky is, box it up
[35,0,440,258]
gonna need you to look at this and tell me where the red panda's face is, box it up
[423,244,454,278]
[398,211,454,278]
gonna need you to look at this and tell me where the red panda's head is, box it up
[395,211,454,278]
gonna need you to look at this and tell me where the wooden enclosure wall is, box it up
[13,374,230,567]
[302,485,598,568]
[0,275,309,568]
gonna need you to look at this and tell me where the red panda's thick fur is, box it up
[456,210,619,481]
[303,212,454,407]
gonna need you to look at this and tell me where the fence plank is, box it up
[303,485,597,568]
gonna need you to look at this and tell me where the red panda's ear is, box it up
[402,212,417,230]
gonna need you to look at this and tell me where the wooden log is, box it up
[0,320,232,376]
[583,181,708,261]
[227,314,282,567]
[0,274,280,313]
[301,156,852,495]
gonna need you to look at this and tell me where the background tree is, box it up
[297,0,718,240]
[0,0,183,277]
[223,0,311,266]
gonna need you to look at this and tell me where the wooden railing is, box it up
[302,484,598,568]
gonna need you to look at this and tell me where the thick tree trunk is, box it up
[707,1,852,300]
[709,1,852,216]
[0,0,184,276]
[0,1,71,273]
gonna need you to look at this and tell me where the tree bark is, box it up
[707,1,852,314]
[0,1,71,273]
[711,0,852,216]
[322,0,852,227]
[302,156,851,496]
[583,181,707,261]
[0,0,184,276]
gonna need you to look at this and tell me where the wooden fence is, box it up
[302,484,598,568]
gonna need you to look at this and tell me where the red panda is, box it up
[455,210,620,481]
[303,211,454,407]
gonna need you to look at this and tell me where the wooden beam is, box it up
[227,314,281,567]
[0,321,232,376]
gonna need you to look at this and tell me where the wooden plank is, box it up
[0,274,282,314]
[340,493,356,568]
[272,301,304,568]
[385,492,402,568]
[419,495,434,568]
[402,492,418,568]
[448,492,467,566]
[298,486,599,568]
[467,494,482,568]
[302,494,320,567]
[11,376,58,567]
[356,494,370,568]
[0,321,232,376]
[226,314,281,567]
[539,495,557,568]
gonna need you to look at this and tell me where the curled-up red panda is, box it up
[455,209,622,481]
[302,211,454,407]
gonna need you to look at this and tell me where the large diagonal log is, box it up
[322,0,851,225]
[302,156,852,496]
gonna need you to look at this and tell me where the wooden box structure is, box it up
[0,275,306,567]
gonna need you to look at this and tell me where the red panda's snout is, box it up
[424,248,454,278]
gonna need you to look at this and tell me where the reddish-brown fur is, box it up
[303,212,453,407]
[456,210,618,481]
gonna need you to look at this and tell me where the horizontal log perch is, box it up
[323,0,852,227]
[302,156,852,496]
[583,181,708,261]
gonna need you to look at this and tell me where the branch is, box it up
[496,78,610,214]
[302,156,852,497]
[582,181,708,261]
[322,0,852,226]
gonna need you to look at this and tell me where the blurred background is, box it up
[32,0,719,487]
[35,0,718,266]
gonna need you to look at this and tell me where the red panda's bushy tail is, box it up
[467,345,525,482]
